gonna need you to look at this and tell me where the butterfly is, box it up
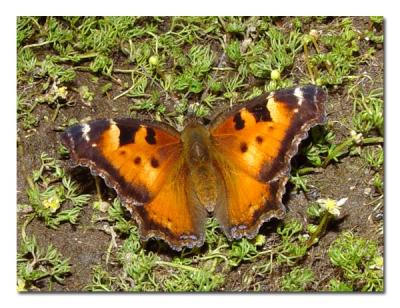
[61,85,326,250]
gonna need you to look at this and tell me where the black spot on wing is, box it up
[301,86,327,121]
[240,142,248,153]
[61,126,80,149]
[233,113,245,130]
[62,124,82,141]
[145,127,156,145]
[247,103,272,122]
[150,157,160,168]
[117,122,140,146]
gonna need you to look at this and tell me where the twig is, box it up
[22,40,53,50]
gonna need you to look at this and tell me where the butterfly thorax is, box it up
[181,124,221,212]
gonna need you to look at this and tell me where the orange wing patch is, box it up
[212,86,326,182]
[212,103,293,181]
[98,122,180,198]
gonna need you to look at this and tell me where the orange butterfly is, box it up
[61,85,326,250]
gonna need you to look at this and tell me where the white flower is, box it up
[317,197,348,217]
[350,130,363,145]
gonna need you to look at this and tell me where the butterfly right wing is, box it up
[210,86,326,239]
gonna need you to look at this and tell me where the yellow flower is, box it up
[56,86,68,99]
[149,55,159,66]
[43,196,61,213]
[270,69,281,80]
[17,278,26,292]
[317,197,348,217]
[253,234,266,247]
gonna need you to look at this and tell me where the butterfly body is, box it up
[62,85,326,250]
[181,124,223,213]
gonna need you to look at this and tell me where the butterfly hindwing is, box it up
[212,153,285,239]
[61,118,207,250]
[211,85,326,238]
[134,157,207,250]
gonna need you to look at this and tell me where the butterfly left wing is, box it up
[61,118,207,250]
[210,85,326,239]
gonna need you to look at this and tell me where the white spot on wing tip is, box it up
[313,90,318,103]
[294,87,304,106]
[294,87,303,98]
[82,124,91,141]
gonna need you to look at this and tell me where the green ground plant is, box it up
[17,234,71,291]
[280,267,314,291]
[328,231,383,291]
[23,153,90,229]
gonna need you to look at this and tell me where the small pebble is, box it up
[364,187,372,195]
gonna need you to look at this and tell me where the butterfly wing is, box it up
[61,118,207,250]
[210,85,326,239]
